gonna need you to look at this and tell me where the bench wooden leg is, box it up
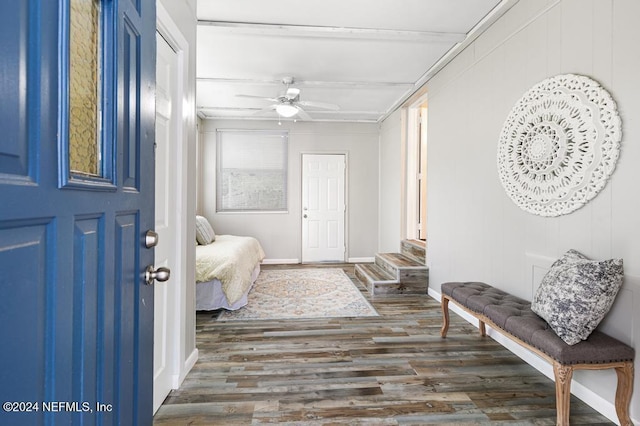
[553,363,573,426]
[479,320,486,337]
[614,362,634,426]
[440,296,450,337]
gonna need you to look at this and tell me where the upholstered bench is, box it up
[440,281,635,426]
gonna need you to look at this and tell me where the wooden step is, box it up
[355,263,397,285]
[375,253,428,295]
[357,252,429,297]
[355,263,399,296]
[401,239,426,264]
[355,263,426,296]
[375,252,428,277]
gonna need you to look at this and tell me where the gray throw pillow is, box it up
[195,215,216,245]
[531,249,623,345]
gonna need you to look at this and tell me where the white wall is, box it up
[157,0,198,385]
[421,0,639,421]
[199,119,379,262]
[378,109,403,252]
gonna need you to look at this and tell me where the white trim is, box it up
[155,3,194,413]
[262,258,300,265]
[198,20,465,43]
[427,287,631,425]
[404,107,420,240]
[198,114,379,124]
[348,257,375,263]
[197,77,414,89]
[173,348,199,389]
[215,210,289,215]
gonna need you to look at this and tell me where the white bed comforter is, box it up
[195,235,265,305]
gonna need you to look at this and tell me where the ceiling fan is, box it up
[236,77,339,120]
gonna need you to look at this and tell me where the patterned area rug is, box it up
[217,268,378,321]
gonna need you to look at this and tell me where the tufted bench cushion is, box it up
[441,281,635,365]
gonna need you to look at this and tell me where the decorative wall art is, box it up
[497,74,622,217]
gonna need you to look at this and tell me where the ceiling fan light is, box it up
[276,103,298,118]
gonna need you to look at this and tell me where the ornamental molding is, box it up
[497,74,622,217]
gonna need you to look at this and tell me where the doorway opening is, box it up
[405,98,428,244]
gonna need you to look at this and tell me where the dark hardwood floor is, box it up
[153,264,612,425]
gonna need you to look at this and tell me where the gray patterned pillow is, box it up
[531,249,623,345]
[195,215,216,245]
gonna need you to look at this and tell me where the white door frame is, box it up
[301,152,348,263]
[403,92,428,241]
[154,3,192,412]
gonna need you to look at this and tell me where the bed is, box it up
[195,216,265,311]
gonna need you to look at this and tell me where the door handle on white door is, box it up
[144,265,171,285]
[303,214,308,218]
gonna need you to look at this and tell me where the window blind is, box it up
[216,130,288,212]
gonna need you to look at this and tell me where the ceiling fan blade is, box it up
[252,105,277,116]
[285,87,300,100]
[297,100,340,111]
[236,94,279,102]
[295,106,312,121]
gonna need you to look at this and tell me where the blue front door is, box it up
[0,0,156,424]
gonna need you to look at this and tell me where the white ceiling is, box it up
[196,0,515,123]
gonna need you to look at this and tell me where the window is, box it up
[69,0,102,176]
[216,130,288,212]
[61,0,118,190]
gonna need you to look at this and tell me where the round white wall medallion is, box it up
[497,74,622,217]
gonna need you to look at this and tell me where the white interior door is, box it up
[153,32,179,413]
[302,154,346,262]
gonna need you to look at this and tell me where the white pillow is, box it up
[195,215,216,245]
[531,249,623,345]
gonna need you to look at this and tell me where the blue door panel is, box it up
[72,216,102,425]
[122,19,141,191]
[0,221,51,424]
[0,0,156,424]
[114,213,137,422]
[0,0,32,179]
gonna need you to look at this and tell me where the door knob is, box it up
[144,265,171,285]
[145,230,159,248]
[303,214,308,218]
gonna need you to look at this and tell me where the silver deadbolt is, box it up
[145,230,159,248]
[145,265,171,285]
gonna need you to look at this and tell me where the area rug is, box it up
[217,268,378,321]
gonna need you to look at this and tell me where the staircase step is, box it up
[401,239,426,264]
[355,261,428,296]
[356,263,427,296]
[375,253,428,276]
[355,263,397,285]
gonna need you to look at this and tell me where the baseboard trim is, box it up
[427,287,631,425]
[348,257,375,263]
[262,258,300,265]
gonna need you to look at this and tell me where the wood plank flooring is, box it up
[153,264,612,425]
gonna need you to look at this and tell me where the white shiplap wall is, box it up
[424,0,639,422]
